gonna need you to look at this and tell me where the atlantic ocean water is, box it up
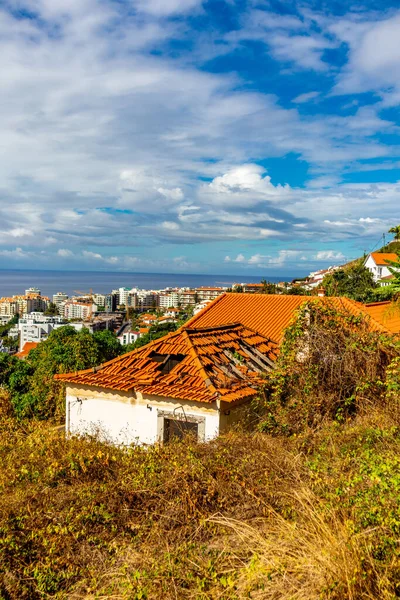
[0,269,286,298]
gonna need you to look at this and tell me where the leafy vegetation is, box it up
[323,259,377,301]
[0,326,123,420]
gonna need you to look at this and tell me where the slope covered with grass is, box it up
[1,301,400,599]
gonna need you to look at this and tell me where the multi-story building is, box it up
[105,293,118,312]
[93,294,106,308]
[195,287,224,301]
[13,294,50,315]
[128,292,158,312]
[25,287,41,296]
[118,287,131,307]
[64,301,96,321]
[53,292,69,310]
[0,298,19,318]
[17,312,66,351]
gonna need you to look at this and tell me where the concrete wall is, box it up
[66,385,221,445]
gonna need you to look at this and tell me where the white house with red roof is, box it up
[364,252,398,282]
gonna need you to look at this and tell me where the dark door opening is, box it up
[163,418,199,442]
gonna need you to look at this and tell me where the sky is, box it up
[1,0,400,277]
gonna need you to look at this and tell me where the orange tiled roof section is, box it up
[55,323,277,404]
[370,252,398,266]
[16,342,39,359]
[184,293,394,341]
[363,302,400,334]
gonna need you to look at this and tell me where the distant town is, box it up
[0,251,396,357]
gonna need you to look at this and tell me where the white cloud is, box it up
[57,249,73,257]
[314,250,345,261]
[292,91,320,104]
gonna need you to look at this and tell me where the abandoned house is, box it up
[56,293,399,445]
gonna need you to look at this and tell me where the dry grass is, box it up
[1,412,400,599]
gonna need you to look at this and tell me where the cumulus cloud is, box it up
[0,1,399,273]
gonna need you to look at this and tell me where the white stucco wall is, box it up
[66,385,220,445]
[365,255,392,282]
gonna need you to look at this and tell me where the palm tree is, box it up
[389,225,400,241]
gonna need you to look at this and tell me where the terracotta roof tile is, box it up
[370,252,398,266]
[185,293,391,341]
[55,323,277,404]
[16,342,39,359]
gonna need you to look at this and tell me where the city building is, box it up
[117,330,140,346]
[64,301,96,321]
[0,298,19,318]
[17,312,66,351]
[53,292,69,310]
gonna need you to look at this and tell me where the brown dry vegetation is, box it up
[1,303,400,599]
[1,411,400,599]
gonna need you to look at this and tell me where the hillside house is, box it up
[364,252,398,282]
[56,293,399,446]
[56,323,277,445]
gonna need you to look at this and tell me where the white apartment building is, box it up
[64,301,96,320]
[93,294,106,307]
[0,298,19,318]
[18,313,67,351]
[53,292,69,309]
[25,287,41,296]
[195,287,224,301]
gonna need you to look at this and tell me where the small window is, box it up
[163,418,198,442]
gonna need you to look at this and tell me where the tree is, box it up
[93,329,123,363]
[386,253,400,294]
[323,260,376,302]
[1,326,123,420]
[389,225,400,241]
[260,279,277,294]
[44,302,59,316]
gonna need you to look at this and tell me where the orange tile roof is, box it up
[16,342,39,359]
[363,302,400,334]
[55,323,277,404]
[370,252,398,266]
[184,293,394,341]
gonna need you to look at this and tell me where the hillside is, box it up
[0,302,399,598]
[1,409,400,599]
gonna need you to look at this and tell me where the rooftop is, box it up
[55,323,277,404]
[370,252,398,266]
[185,293,395,341]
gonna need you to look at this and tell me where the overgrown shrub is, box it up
[257,301,400,434]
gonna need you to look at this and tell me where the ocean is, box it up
[0,269,287,299]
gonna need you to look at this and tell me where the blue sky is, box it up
[1,0,400,277]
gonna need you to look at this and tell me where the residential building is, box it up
[13,294,50,315]
[17,312,66,351]
[0,298,19,318]
[117,331,140,346]
[25,287,41,296]
[57,322,276,445]
[64,301,96,321]
[118,287,131,307]
[53,292,69,310]
[195,287,224,301]
[16,341,39,359]
[56,292,400,447]
[364,252,398,282]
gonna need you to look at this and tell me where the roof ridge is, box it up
[181,329,219,396]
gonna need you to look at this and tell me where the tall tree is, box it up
[389,225,400,241]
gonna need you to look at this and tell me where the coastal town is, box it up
[0,247,398,361]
